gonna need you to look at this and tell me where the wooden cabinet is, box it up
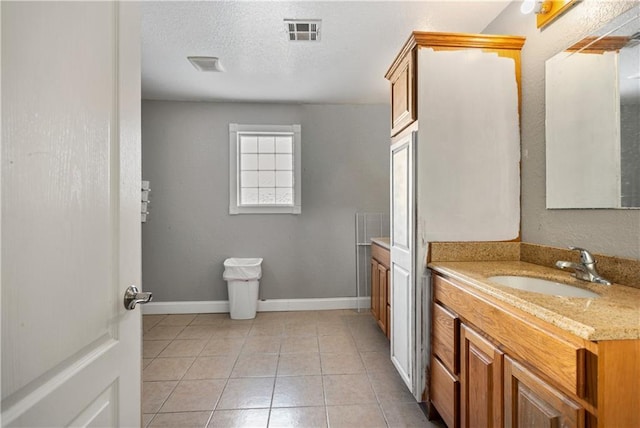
[431,302,460,427]
[385,32,524,242]
[430,272,640,428]
[504,355,584,428]
[371,241,390,338]
[460,324,504,428]
[388,51,415,136]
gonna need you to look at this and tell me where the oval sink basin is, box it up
[488,275,600,298]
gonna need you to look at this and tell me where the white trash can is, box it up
[223,258,263,320]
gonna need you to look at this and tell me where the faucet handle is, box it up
[569,246,596,264]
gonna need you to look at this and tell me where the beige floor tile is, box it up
[361,351,395,373]
[323,374,377,405]
[143,357,195,381]
[143,315,167,332]
[277,353,321,376]
[269,406,328,427]
[142,413,155,427]
[255,312,289,321]
[241,336,282,354]
[157,314,197,326]
[318,335,357,354]
[142,311,404,426]
[320,353,365,375]
[368,370,415,403]
[158,339,208,358]
[287,311,319,322]
[254,312,288,323]
[149,411,212,427]
[177,325,220,340]
[144,325,185,341]
[283,323,317,337]
[316,322,350,336]
[217,377,275,409]
[223,318,255,327]
[272,376,324,408]
[280,336,318,354]
[208,409,270,427]
[326,404,387,428]
[231,353,278,377]
[184,356,237,380]
[201,337,245,356]
[316,310,351,322]
[249,323,285,337]
[142,381,178,413]
[191,313,228,325]
[160,379,226,412]
[143,340,171,358]
[380,401,434,427]
[211,325,252,338]
[354,333,391,352]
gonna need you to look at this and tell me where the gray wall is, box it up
[142,101,390,301]
[484,0,640,259]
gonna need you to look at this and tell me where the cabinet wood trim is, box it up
[504,355,584,428]
[431,357,460,428]
[434,274,584,397]
[460,324,504,428]
[385,32,525,80]
[371,242,390,268]
[377,263,388,335]
[370,259,380,321]
[433,303,459,374]
[596,340,640,427]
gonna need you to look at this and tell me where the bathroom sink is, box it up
[488,275,600,298]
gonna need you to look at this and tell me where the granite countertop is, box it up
[429,260,640,341]
[371,237,390,250]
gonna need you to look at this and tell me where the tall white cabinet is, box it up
[385,32,524,400]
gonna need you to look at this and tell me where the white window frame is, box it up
[229,123,302,215]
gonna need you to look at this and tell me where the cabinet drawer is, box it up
[431,357,459,428]
[433,274,585,398]
[371,243,390,268]
[433,302,460,375]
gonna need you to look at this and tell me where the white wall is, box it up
[142,101,390,301]
[484,0,640,258]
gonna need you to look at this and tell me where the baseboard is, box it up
[141,296,371,315]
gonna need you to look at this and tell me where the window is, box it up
[229,124,301,214]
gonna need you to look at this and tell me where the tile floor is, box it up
[143,310,444,427]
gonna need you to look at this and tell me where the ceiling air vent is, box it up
[187,56,225,72]
[284,19,321,41]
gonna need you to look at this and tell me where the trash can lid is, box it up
[224,258,263,268]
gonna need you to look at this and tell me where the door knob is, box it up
[124,285,152,310]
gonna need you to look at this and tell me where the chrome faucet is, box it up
[555,246,611,285]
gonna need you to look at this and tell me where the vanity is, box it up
[427,242,640,428]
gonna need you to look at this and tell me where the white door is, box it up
[389,132,416,393]
[2,2,144,426]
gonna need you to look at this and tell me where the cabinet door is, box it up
[460,324,504,428]
[431,357,460,428]
[371,259,380,321]
[504,355,585,428]
[378,263,388,335]
[389,53,416,136]
[386,269,391,340]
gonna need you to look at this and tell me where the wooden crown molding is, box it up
[385,32,526,79]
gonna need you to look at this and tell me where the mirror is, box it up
[546,5,640,209]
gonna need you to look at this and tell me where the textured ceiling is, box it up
[141,1,511,104]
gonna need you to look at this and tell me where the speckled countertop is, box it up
[371,237,390,250]
[429,261,640,341]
